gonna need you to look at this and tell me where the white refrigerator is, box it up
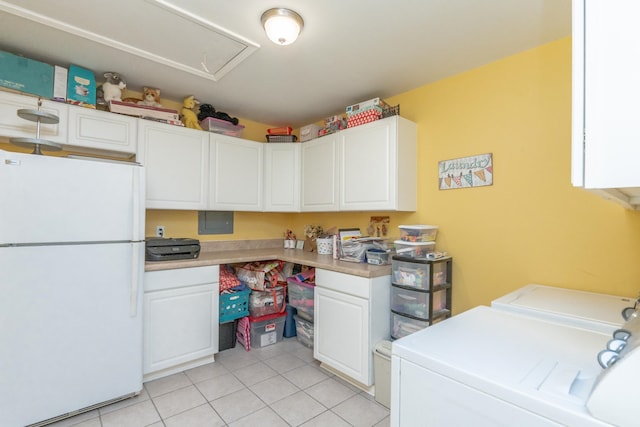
[0,149,145,427]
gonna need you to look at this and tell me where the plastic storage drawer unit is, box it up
[249,312,286,348]
[391,285,447,319]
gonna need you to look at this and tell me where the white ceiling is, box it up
[0,0,571,128]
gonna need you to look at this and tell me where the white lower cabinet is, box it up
[137,121,209,210]
[143,265,219,381]
[314,269,390,387]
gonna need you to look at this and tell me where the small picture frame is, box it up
[296,240,305,250]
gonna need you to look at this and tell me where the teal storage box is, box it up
[67,64,96,108]
[219,288,251,322]
[0,50,53,98]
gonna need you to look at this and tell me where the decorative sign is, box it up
[438,153,493,190]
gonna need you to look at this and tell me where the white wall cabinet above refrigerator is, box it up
[0,90,68,144]
[137,120,209,210]
[572,0,640,209]
[209,134,263,211]
[340,116,417,211]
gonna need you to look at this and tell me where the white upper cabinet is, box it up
[301,134,340,212]
[209,134,263,211]
[572,0,640,209]
[264,143,301,212]
[67,107,137,156]
[137,121,209,210]
[0,91,68,144]
[339,116,417,211]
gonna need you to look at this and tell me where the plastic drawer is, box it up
[391,285,446,320]
[391,259,447,290]
[391,312,430,339]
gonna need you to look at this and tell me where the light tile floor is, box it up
[49,337,390,427]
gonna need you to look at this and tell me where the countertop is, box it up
[144,239,391,278]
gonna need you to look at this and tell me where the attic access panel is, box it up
[0,0,259,81]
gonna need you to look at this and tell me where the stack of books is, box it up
[108,100,183,126]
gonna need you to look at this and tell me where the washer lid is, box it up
[492,284,635,333]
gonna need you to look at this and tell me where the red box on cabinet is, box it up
[347,108,383,128]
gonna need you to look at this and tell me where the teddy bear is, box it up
[137,87,162,107]
[97,72,126,105]
[180,95,202,130]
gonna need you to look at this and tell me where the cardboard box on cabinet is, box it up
[0,50,54,98]
[300,124,321,142]
[67,65,96,108]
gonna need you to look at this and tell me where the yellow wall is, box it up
[88,38,640,311]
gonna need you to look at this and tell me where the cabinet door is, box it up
[209,134,263,211]
[137,121,209,210]
[301,135,340,211]
[67,106,137,155]
[314,286,371,385]
[143,283,218,375]
[573,1,640,190]
[340,116,416,211]
[0,91,68,144]
[264,143,300,212]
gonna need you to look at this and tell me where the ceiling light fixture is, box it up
[261,8,304,46]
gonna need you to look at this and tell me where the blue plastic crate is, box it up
[219,288,251,322]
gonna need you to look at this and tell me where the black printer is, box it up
[145,237,201,261]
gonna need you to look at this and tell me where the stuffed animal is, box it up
[197,103,239,125]
[180,95,202,130]
[97,72,126,104]
[137,87,162,107]
[303,224,324,252]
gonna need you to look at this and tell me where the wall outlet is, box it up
[156,226,165,238]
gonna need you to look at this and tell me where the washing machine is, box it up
[391,305,640,427]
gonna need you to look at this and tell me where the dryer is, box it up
[491,284,636,333]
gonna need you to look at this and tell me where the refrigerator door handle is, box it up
[130,246,140,317]
[131,166,144,242]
